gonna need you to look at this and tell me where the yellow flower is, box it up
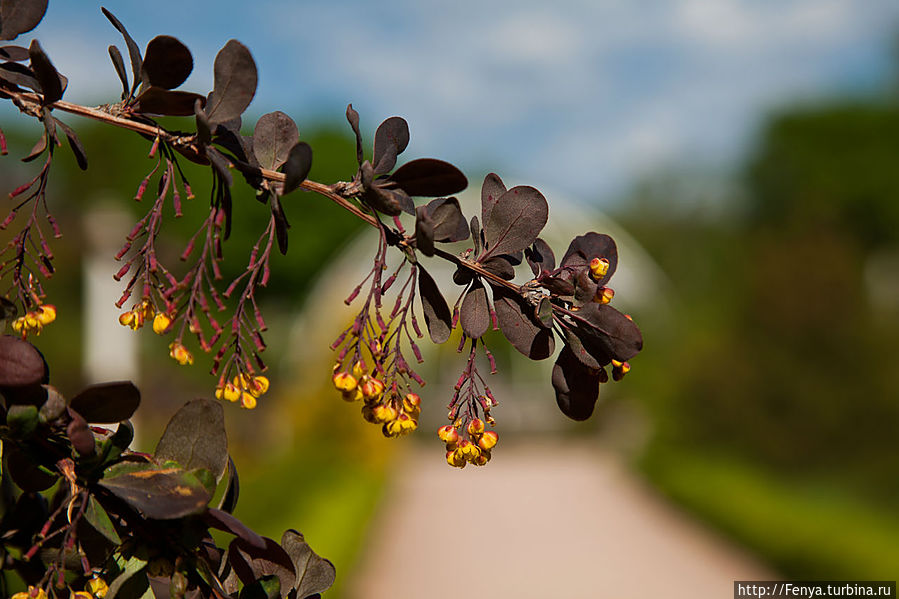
[152,312,172,335]
[402,393,421,416]
[215,382,241,402]
[594,286,615,305]
[467,418,485,436]
[359,376,384,400]
[478,430,499,451]
[589,257,610,280]
[240,392,257,409]
[87,577,109,598]
[168,342,193,365]
[35,304,56,325]
[332,372,357,393]
[248,375,269,397]
[71,592,94,599]
[437,425,459,445]
[12,587,48,599]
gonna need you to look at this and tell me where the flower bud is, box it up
[332,372,357,393]
[118,311,136,328]
[248,375,270,397]
[467,418,485,436]
[152,312,172,335]
[360,376,384,400]
[168,342,194,365]
[589,257,610,280]
[71,592,94,599]
[595,286,615,305]
[437,425,459,444]
[447,449,466,468]
[342,388,364,402]
[372,403,398,423]
[458,439,480,461]
[361,405,379,424]
[478,430,499,451]
[402,393,421,415]
[240,392,257,409]
[473,451,491,466]
[352,360,366,378]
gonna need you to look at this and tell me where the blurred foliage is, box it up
[619,97,899,576]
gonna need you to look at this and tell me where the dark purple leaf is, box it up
[67,408,96,456]
[20,130,47,162]
[194,98,212,146]
[480,172,506,226]
[424,197,469,243]
[107,45,129,98]
[69,381,140,423]
[282,141,312,195]
[482,186,548,258]
[99,463,211,519]
[481,256,515,280]
[5,443,56,491]
[346,103,363,165]
[491,285,554,360]
[0,44,29,61]
[205,39,257,125]
[459,279,489,339]
[452,265,473,286]
[281,530,336,598]
[552,346,601,421]
[0,335,47,386]
[560,233,618,286]
[388,158,467,197]
[204,508,265,550]
[271,195,290,255]
[470,216,481,255]
[414,205,435,257]
[217,456,240,514]
[568,302,642,363]
[101,7,142,97]
[573,268,598,306]
[132,86,206,116]
[525,238,555,277]
[366,184,412,216]
[54,118,87,170]
[229,537,295,593]
[0,60,39,90]
[253,111,299,171]
[562,326,604,370]
[155,398,228,482]
[28,39,61,104]
[372,116,409,175]
[418,265,452,344]
[141,35,192,90]
[0,0,48,41]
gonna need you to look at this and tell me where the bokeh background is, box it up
[3,0,899,596]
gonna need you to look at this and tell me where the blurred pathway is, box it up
[346,441,774,599]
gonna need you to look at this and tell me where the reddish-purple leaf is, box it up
[282,142,312,195]
[560,232,618,286]
[67,408,96,456]
[481,173,506,226]
[253,111,299,171]
[0,335,47,387]
[491,285,554,360]
[155,398,228,482]
[418,265,452,344]
[205,39,257,124]
[69,381,140,423]
[107,45,129,98]
[0,0,48,41]
[99,463,211,519]
[346,103,363,165]
[482,186,548,258]
[141,35,192,90]
[132,86,206,116]
[569,302,643,363]
[388,158,467,197]
[470,216,482,255]
[372,116,409,175]
[229,536,295,593]
[414,205,435,257]
[0,61,39,90]
[28,39,62,104]
[271,195,290,255]
[460,279,490,339]
[54,118,87,170]
[552,346,601,421]
[424,197,469,243]
[481,256,516,280]
[0,44,29,61]
[5,443,56,491]
[204,508,265,549]
[525,238,555,276]
[281,529,336,598]
[366,184,412,216]
[101,7,142,97]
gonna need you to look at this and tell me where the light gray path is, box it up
[347,440,774,599]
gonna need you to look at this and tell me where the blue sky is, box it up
[16,0,899,204]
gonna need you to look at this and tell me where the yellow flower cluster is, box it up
[118,299,156,330]
[216,373,269,409]
[11,586,48,599]
[11,304,56,337]
[439,418,498,468]
[332,363,420,437]
[589,257,610,280]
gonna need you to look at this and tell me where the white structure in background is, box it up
[83,205,140,439]
[286,183,669,435]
